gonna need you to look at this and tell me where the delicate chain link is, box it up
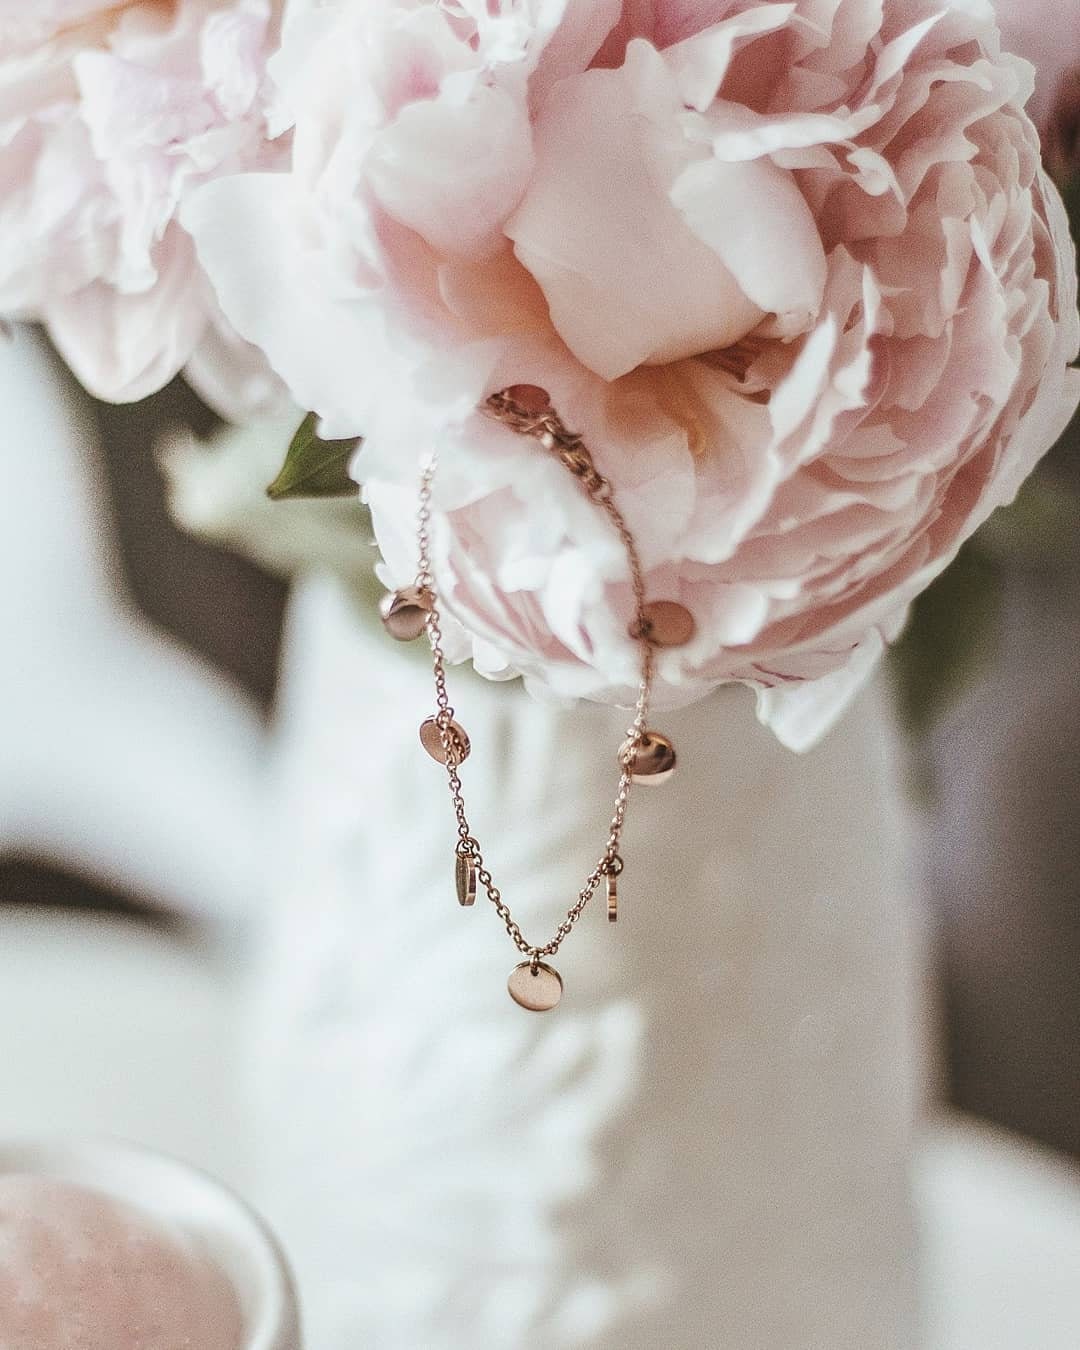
[418,390,654,965]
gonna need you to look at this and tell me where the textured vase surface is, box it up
[250,574,919,1350]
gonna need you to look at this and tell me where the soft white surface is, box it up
[0,324,265,922]
[917,1118,1080,1350]
[0,906,246,1191]
[0,888,1078,1349]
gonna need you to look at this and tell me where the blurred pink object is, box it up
[0,0,283,413]
[0,1138,302,1350]
[0,1175,244,1349]
[187,0,1080,748]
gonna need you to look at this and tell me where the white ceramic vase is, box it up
[248,574,920,1350]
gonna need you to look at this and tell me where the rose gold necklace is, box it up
[380,386,694,1010]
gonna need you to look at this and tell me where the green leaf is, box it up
[889,540,1004,740]
[266,412,361,500]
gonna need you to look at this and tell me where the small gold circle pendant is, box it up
[379,586,432,641]
[629,600,696,648]
[619,730,676,785]
[420,716,471,766]
[507,961,563,1011]
[455,852,476,907]
[502,384,551,414]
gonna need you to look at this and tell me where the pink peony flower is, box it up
[0,0,284,413]
[0,1175,244,1349]
[185,0,1080,747]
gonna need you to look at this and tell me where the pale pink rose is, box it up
[0,1175,243,1349]
[0,0,285,412]
[186,0,1080,747]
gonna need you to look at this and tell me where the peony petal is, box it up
[670,153,827,332]
[507,39,764,380]
[183,174,403,435]
[528,0,623,111]
[43,226,206,402]
[754,628,888,752]
[703,100,878,162]
[368,81,534,261]
[665,5,797,112]
[183,306,290,423]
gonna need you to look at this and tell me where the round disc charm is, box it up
[606,870,618,923]
[507,961,563,1012]
[380,586,432,642]
[620,730,676,785]
[502,384,551,414]
[455,852,476,907]
[420,716,471,766]
[629,600,696,648]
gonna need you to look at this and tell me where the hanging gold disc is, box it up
[380,586,433,641]
[507,961,563,1011]
[419,716,471,766]
[619,730,676,785]
[502,384,551,414]
[607,870,618,923]
[629,600,696,648]
[455,852,476,907]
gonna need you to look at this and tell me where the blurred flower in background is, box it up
[0,0,285,415]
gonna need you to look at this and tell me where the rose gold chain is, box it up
[416,389,654,967]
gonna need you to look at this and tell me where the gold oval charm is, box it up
[419,716,471,766]
[380,586,432,642]
[455,852,476,907]
[620,730,676,785]
[507,961,563,1012]
[629,600,696,648]
[502,384,550,414]
[606,870,618,923]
